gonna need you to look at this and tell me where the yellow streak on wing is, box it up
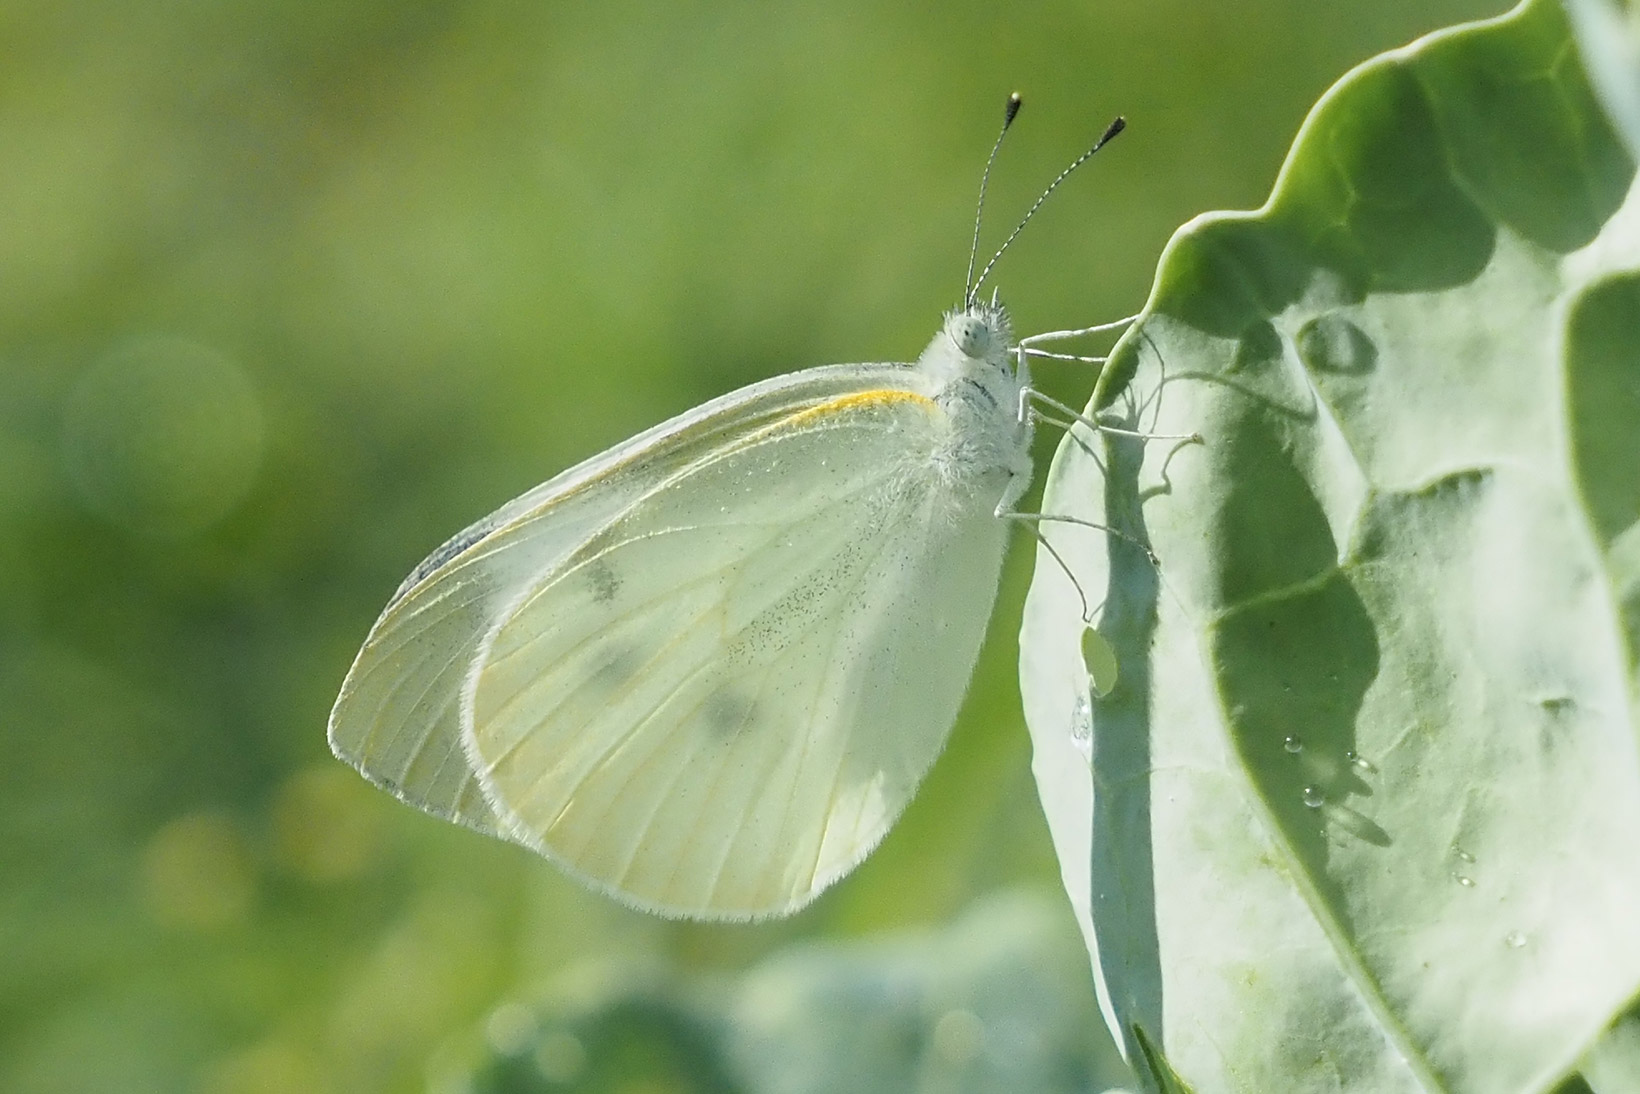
[777,389,938,430]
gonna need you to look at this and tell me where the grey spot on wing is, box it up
[587,559,621,604]
[703,688,757,740]
[592,647,640,689]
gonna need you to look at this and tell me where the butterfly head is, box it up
[944,303,1014,366]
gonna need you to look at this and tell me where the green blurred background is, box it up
[0,1,1504,1091]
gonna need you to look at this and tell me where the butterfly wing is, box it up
[327,364,927,839]
[463,387,1014,918]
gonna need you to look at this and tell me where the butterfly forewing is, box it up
[463,390,1011,918]
[327,364,921,840]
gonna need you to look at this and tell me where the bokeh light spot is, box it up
[62,336,264,537]
[533,1028,588,1084]
[139,811,256,930]
[271,765,384,883]
[484,1002,538,1057]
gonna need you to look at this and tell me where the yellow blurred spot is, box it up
[139,811,256,930]
[271,765,384,882]
[931,1007,984,1065]
[198,1040,333,1094]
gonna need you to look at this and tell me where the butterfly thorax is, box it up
[917,303,1034,509]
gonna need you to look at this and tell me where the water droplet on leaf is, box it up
[1069,694,1093,762]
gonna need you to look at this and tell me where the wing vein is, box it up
[786,513,919,898]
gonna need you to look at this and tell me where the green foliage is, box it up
[1022,0,1640,1090]
[452,893,1124,1094]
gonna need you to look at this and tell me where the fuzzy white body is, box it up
[328,304,1032,918]
[926,303,1034,511]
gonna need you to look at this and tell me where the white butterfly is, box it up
[328,100,1132,919]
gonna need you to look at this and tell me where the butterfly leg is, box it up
[998,510,1156,637]
[1020,315,1140,343]
[999,508,1159,569]
[1023,389,1202,445]
[1000,511,1095,624]
[1016,315,1140,365]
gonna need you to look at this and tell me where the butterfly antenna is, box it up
[971,115,1126,299]
[964,92,1024,309]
